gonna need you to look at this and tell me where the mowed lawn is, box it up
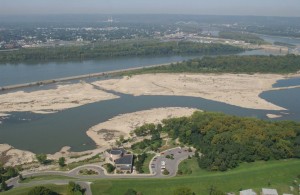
[91,159,300,195]
[2,159,299,195]
[1,184,68,195]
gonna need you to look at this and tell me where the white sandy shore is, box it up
[86,107,198,147]
[0,144,107,167]
[0,82,119,115]
[93,73,298,111]
[0,144,35,166]
[266,114,283,119]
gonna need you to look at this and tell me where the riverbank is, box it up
[0,107,198,167]
[94,73,296,111]
[86,107,198,147]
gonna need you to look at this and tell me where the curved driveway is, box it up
[6,147,194,194]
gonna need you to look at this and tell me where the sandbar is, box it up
[266,114,283,119]
[93,73,295,110]
[86,107,198,147]
[0,82,119,115]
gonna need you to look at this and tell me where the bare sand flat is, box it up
[86,107,198,147]
[266,114,283,119]
[0,82,119,115]
[94,73,294,110]
[0,144,105,167]
[0,144,35,166]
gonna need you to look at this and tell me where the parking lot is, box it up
[150,147,194,177]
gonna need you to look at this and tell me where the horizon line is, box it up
[0,13,299,18]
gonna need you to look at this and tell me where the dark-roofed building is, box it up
[105,148,134,173]
[115,154,134,172]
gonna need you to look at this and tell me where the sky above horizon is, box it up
[1,0,300,17]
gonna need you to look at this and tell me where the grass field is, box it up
[142,153,155,173]
[20,175,76,183]
[2,159,299,195]
[1,184,68,195]
[91,159,300,195]
[60,154,103,171]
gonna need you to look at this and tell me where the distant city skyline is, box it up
[1,0,300,17]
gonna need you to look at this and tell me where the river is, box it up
[0,89,287,153]
[0,50,275,87]
[0,76,300,153]
[0,40,300,153]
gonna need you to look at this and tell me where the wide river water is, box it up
[0,39,300,153]
[0,50,275,87]
[1,86,299,154]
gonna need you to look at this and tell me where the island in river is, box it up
[1,71,300,166]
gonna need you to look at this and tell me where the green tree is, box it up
[208,185,225,195]
[116,140,122,147]
[36,154,47,164]
[67,181,84,195]
[119,135,125,143]
[58,157,66,167]
[28,186,58,195]
[163,169,170,175]
[105,163,115,173]
[1,180,8,192]
[124,188,137,195]
[19,174,24,181]
[173,187,195,195]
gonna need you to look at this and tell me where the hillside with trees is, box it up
[133,111,300,171]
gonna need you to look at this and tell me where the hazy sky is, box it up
[1,0,300,17]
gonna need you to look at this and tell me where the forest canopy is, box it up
[125,54,300,74]
[0,41,243,63]
[133,111,300,171]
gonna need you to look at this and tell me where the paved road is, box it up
[6,147,194,194]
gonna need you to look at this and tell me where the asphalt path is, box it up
[6,147,194,194]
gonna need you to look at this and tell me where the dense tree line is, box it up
[0,41,243,64]
[133,111,300,171]
[126,54,300,74]
[219,31,266,44]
